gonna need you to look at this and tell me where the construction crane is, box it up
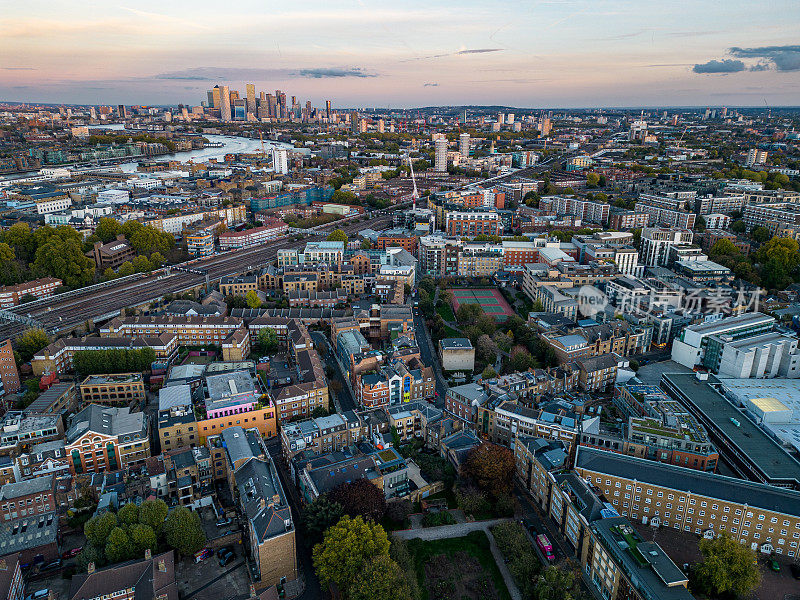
[677,125,689,146]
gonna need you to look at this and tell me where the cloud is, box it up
[298,67,376,78]
[423,83,439,87]
[729,45,800,71]
[401,48,503,62]
[692,59,745,74]
[155,66,377,81]
[456,48,503,54]
[3,67,36,71]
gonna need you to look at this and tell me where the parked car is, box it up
[219,550,235,567]
[62,547,82,559]
[768,558,780,572]
[216,546,233,558]
[215,517,232,527]
[25,589,49,600]
[39,560,61,573]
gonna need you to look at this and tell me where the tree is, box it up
[33,236,94,289]
[731,220,746,234]
[312,515,391,595]
[129,524,157,557]
[103,267,117,281]
[482,365,498,379]
[129,226,174,257]
[118,261,135,277]
[693,533,760,599]
[349,555,414,600]
[328,478,386,521]
[476,334,498,364]
[245,289,262,308]
[327,229,348,244]
[138,499,168,534]
[709,238,739,259]
[302,496,345,545]
[695,215,706,233]
[105,527,132,564]
[15,328,49,362]
[163,507,206,555]
[257,327,278,353]
[131,255,152,273]
[586,172,600,188]
[95,218,122,243]
[117,502,139,525]
[462,442,516,497]
[531,300,545,312]
[533,566,577,600]
[510,345,536,372]
[149,252,165,268]
[85,512,117,547]
[751,225,771,244]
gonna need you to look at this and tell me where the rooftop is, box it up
[662,372,800,485]
[577,446,800,519]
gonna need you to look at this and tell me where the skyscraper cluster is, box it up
[205,84,331,123]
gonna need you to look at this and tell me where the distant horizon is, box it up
[2,99,799,112]
[3,1,799,107]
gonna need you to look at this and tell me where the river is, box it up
[89,122,296,172]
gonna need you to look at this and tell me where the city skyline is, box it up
[2,0,800,107]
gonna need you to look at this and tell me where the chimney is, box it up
[145,548,152,560]
[88,562,95,575]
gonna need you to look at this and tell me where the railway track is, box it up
[0,214,392,340]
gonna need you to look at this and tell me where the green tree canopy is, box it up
[138,499,168,534]
[731,220,746,234]
[693,533,761,598]
[15,328,49,363]
[751,226,771,244]
[245,289,262,308]
[105,527,132,564]
[33,236,95,289]
[302,495,345,545]
[163,507,206,555]
[95,218,122,243]
[257,327,278,353]
[129,524,158,557]
[85,512,117,547]
[118,262,135,277]
[326,229,348,244]
[117,502,140,525]
[349,555,414,600]
[312,515,390,595]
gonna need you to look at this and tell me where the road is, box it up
[413,309,448,407]
[0,212,393,341]
[265,438,323,600]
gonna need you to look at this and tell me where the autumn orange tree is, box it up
[462,442,516,497]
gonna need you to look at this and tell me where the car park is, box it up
[25,589,49,600]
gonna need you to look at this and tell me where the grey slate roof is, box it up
[576,446,800,518]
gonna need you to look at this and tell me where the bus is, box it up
[535,534,555,561]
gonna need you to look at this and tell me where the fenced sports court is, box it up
[449,288,516,322]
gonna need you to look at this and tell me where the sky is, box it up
[1,0,800,108]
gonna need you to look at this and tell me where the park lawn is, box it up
[406,530,512,600]
[444,325,462,338]
[437,303,457,323]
